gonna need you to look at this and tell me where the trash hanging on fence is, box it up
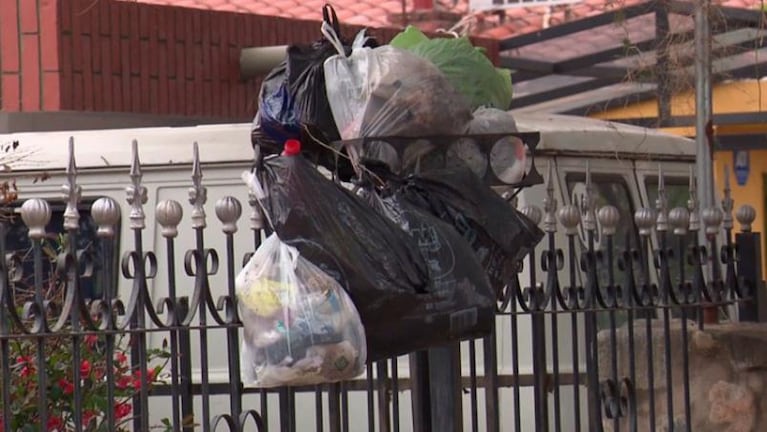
[398,166,545,294]
[237,233,367,388]
[360,188,496,327]
[244,12,544,364]
[322,23,472,143]
[246,143,497,360]
[251,5,378,181]
[388,26,513,111]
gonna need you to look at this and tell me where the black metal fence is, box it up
[0,140,761,432]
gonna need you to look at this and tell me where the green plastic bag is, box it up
[390,26,513,111]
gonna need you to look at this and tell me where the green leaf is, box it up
[388,27,513,110]
[389,26,430,50]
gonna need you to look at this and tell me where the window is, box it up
[5,200,121,301]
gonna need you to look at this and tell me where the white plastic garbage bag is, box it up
[237,233,367,388]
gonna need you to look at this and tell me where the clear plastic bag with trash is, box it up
[236,232,367,388]
[322,23,472,142]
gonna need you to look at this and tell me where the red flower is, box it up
[132,373,142,390]
[84,334,98,348]
[114,402,132,419]
[115,352,127,365]
[93,367,105,381]
[15,355,31,365]
[46,415,63,431]
[80,360,91,377]
[116,374,132,390]
[20,365,33,377]
[132,369,157,389]
[83,410,96,426]
[58,378,74,395]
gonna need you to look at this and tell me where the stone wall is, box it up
[597,320,767,432]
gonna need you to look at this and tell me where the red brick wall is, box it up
[0,0,500,121]
[0,0,61,111]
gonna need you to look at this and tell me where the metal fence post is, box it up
[428,343,463,432]
[735,205,765,321]
[409,351,432,432]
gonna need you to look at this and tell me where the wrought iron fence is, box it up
[0,139,760,432]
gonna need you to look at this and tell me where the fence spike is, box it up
[688,165,700,232]
[542,161,558,233]
[126,139,148,230]
[91,197,121,239]
[656,164,669,232]
[215,196,242,235]
[61,137,82,231]
[20,198,51,241]
[188,142,207,229]
[721,165,734,231]
[581,161,597,232]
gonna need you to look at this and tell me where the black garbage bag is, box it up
[399,166,545,294]
[251,5,378,181]
[252,63,300,156]
[360,188,495,323]
[251,148,496,361]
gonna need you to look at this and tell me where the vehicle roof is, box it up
[0,114,694,172]
[513,113,695,157]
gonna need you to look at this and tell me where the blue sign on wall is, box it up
[734,150,750,186]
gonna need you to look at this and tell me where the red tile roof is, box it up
[126,0,765,39]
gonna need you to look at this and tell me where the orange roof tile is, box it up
[125,0,766,39]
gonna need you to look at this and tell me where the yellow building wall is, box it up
[591,80,767,122]
[591,79,767,276]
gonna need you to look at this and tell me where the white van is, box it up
[0,114,695,431]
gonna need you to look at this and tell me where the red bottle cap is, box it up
[282,139,302,156]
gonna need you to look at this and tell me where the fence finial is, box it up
[188,142,207,229]
[20,198,51,241]
[581,161,596,232]
[721,164,734,231]
[702,207,723,235]
[598,206,620,236]
[216,196,242,235]
[557,205,580,236]
[634,207,656,237]
[736,204,756,233]
[688,165,700,232]
[669,207,690,236]
[520,205,543,226]
[656,164,668,232]
[247,181,265,231]
[61,137,82,231]
[542,161,557,233]
[91,197,121,238]
[125,140,148,230]
[157,200,183,238]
